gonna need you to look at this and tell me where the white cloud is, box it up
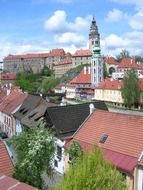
[54,32,86,47]
[128,10,143,30]
[0,40,49,61]
[105,9,128,22]
[101,31,143,56]
[44,10,91,33]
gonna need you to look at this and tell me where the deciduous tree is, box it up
[55,147,127,190]
[121,69,140,108]
[12,125,55,189]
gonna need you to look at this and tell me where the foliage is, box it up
[103,62,109,78]
[54,147,127,190]
[60,64,90,84]
[16,67,54,93]
[66,141,83,164]
[121,69,140,108]
[12,124,55,189]
[134,55,143,63]
[41,66,54,76]
[38,76,59,93]
[116,49,130,61]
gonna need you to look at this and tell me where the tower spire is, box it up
[89,17,100,50]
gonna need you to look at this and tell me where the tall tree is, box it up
[121,69,140,108]
[55,147,127,190]
[12,124,55,189]
[117,49,130,61]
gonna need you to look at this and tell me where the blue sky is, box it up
[0,0,143,60]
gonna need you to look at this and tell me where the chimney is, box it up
[89,103,95,114]
[60,97,67,106]
[6,89,11,96]
[84,66,87,75]
[88,67,91,74]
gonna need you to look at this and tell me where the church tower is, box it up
[89,17,103,87]
[89,17,100,51]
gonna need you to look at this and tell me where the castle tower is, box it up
[91,46,103,87]
[89,17,100,51]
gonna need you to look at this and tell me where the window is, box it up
[54,160,58,167]
[99,134,108,143]
[57,145,62,160]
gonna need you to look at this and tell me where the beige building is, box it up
[94,79,123,105]
[72,49,92,67]
[54,58,72,78]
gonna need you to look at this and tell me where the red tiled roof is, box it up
[0,74,16,80]
[0,90,28,114]
[118,58,143,70]
[49,48,65,57]
[104,149,137,173]
[104,57,119,65]
[4,53,50,60]
[69,110,143,172]
[70,68,91,84]
[73,49,92,57]
[0,141,14,176]
[0,175,37,190]
[4,49,66,60]
[96,78,143,90]
[96,79,122,90]
[55,58,72,65]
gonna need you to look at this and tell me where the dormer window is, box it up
[99,134,108,144]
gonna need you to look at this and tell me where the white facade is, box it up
[112,70,143,80]
[66,85,76,99]
[91,56,103,87]
[137,167,143,190]
[53,139,65,174]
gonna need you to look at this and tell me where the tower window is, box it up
[92,41,94,45]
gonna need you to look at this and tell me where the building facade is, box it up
[54,58,72,78]
[91,46,103,87]
[72,50,92,68]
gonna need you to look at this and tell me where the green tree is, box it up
[38,76,59,93]
[103,62,109,78]
[66,141,83,164]
[55,147,127,190]
[117,49,130,61]
[121,69,140,108]
[12,125,55,189]
[41,66,54,76]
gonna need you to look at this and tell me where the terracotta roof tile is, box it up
[4,49,66,60]
[118,58,143,70]
[0,175,37,190]
[0,141,14,176]
[0,73,16,80]
[104,57,119,65]
[70,110,143,171]
[96,78,143,90]
[73,49,92,57]
[70,68,91,84]
[96,79,122,90]
[0,90,28,114]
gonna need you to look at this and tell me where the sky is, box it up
[0,0,143,60]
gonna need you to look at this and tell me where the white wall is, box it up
[53,138,65,174]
